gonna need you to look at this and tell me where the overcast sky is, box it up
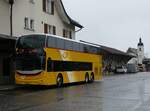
[62,0,150,57]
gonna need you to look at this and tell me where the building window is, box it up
[69,31,72,39]
[44,23,56,35]
[63,29,65,37]
[63,29,72,39]
[30,19,34,30]
[24,17,35,31]
[44,23,48,33]
[24,17,29,29]
[53,26,56,35]
[43,0,54,15]
[63,29,67,38]
[43,0,46,12]
[47,0,52,13]
[48,25,51,34]
[51,1,54,15]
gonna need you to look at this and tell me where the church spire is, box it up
[138,38,144,46]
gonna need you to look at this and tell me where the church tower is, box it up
[137,38,144,64]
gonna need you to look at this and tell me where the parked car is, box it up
[115,66,127,73]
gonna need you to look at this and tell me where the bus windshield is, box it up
[16,54,45,71]
[17,35,46,49]
[16,35,46,71]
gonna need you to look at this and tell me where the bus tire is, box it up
[85,73,89,83]
[90,73,94,83]
[56,74,63,87]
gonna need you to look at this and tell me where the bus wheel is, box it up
[57,74,63,87]
[90,73,94,83]
[85,73,89,83]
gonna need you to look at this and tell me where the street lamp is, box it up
[9,0,14,37]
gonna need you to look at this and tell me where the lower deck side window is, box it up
[47,60,92,72]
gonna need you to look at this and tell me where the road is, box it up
[1,72,150,111]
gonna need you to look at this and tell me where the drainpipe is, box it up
[9,0,14,37]
[9,0,15,84]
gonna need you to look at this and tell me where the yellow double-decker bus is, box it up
[15,34,102,87]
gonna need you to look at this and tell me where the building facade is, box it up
[0,0,83,39]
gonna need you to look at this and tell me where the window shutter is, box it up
[43,0,46,12]
[69,31,72,39]
[44,23,48,33]
[63,29,66,37]
[51,1,54,15]
[53,26,56,35]
[48,25,51,34]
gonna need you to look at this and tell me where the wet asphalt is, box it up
[1,72,150,111]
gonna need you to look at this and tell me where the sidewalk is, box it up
[0,85,16,91]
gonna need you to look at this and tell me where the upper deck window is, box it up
[46,35,100,54]
[17,35,46,49]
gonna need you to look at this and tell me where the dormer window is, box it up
[43,0,54,15]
